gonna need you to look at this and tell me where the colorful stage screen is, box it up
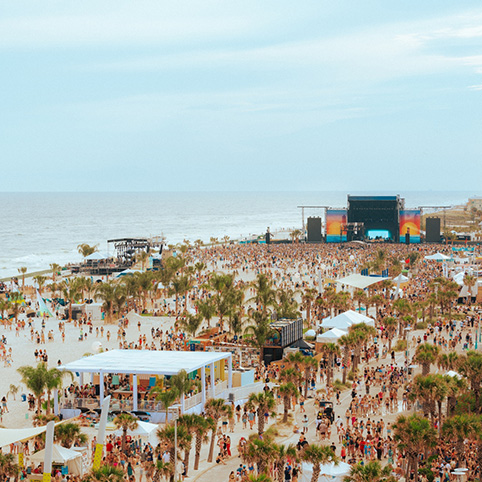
[399,210,421,244]
[326,210,347,243]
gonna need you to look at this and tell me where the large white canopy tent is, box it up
[30,445,84,476]
[336,274,389,290]
[58,349,233,413]
[425,252,451,261]
[316,327,347,343]
[321,310,375,330]
[0,426,51,448]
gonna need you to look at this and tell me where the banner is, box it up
[399,210,421,244]
[326,210,347,243]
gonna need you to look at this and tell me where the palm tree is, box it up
[205,398,232,462]
[50,263,61,281]
[169,274,191,315]
[463,274,477,304]
[349,323,376,372]
[0,453,19,481]
[273,444,298,482]
[382,317,398,351]
[18,266,27,289]
[343,460,396,482]
[248,475,273,482]
[61,278,83,322]
[8,291,23,324]
[458,351,482,413]
[275,288,300,320]
[338,333,356,384]
[442,415,475,466]
[179,313,202,338]
[55,422,88,448]
[196,298,217,328]
[244,310,276,365]
[178,414,204,475]
[77,243,98,257]
[301,444,338,482]
[94,281,118,322]
[393,414,437,481]
[170,369,197,414]
[414,343,440,376]
[193,416,214,470]
[33,274,48,294]
[150,460,172,482]
[302,288,318,326]
[7,384,20,401]
[135,250,150,271]
[45,366,70,415]
[352,289,367,311]
[250,273,276,315]
[242,438,276,475]
[150,382,178,424]
[157,423,191,481]
[82,465,125,482]
[319,343,340,388]
[246,391,276,435]
[0,298,11,322]
[113,413,138,454]
[17,363,48,413]
[279,382,299,423]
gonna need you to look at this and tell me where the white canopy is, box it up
[59,349,231,376]
[30,445,84,476]
[0,426,51,448]
[321,310,375,330]
[114,421,158,438]
[305,329,316,337]
[85,251,111,260]
[425,252,451,261]
[316,328,347,343]
[336,274,388,290]
[392,274,409,283]
[300,461,351,482]
[446,370,461,378]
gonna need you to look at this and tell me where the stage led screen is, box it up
[326,210,347,243]
[399,210,421,244]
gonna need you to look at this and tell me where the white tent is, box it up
[446,370,461,378]
[305,329,317,337]
[30,445,84,476]
[425,252,451,261]
[0,426,51,448]
[85,252,111,261]
[336,274,388,290]
[321,310,375,330]
[114,421,158,439]
[300,461,351,482]
[392,274,409,283]
[316,328,347,343]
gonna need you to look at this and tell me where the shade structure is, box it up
[29,445,84,476]
[58,349,232,376]
[446,370,461,378]
[321,310,375,330]
[114,421,158,438]
[305,329,316,337]
[300,461,351,482]
[336,274,389,290]
[85,252,111,260]
[316,328,347,343]
[425,252,451,261]
[392,274,409,283]
[0,426,52,448]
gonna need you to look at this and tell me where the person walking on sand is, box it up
[302,414,309,434]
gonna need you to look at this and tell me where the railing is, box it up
[184,392,203,411]
[215,380,228,395]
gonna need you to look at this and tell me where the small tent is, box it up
[425,252,451,261]
[321,310,375,330]
[300,461,351,482]
[114,421,158,440]
[29,445,84,477]
[316,328,347,344]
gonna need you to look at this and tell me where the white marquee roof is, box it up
[58,349,231,376]
[336,274,389,290]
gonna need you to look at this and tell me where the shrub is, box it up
[394,339,407,352]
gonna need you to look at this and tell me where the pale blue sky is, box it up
[1,1,482,191]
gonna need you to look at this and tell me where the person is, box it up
[297,436,308,451]
[284,464,292,482]
[229,471,236,482]
[302,414,309,434]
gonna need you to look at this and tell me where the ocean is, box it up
[0,191,476,279]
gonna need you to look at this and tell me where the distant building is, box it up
[467,197,482,210]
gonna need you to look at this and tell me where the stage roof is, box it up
[336,274,389,290]
[58,349,231,376]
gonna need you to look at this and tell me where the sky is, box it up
[1,1,482,192]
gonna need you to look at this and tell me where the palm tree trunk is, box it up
[258,408,265,435]
[194,435,202,470]
[184,442,192,476]
[208,426,217,463]
[283,398,289,423]
[310,466,320,482]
